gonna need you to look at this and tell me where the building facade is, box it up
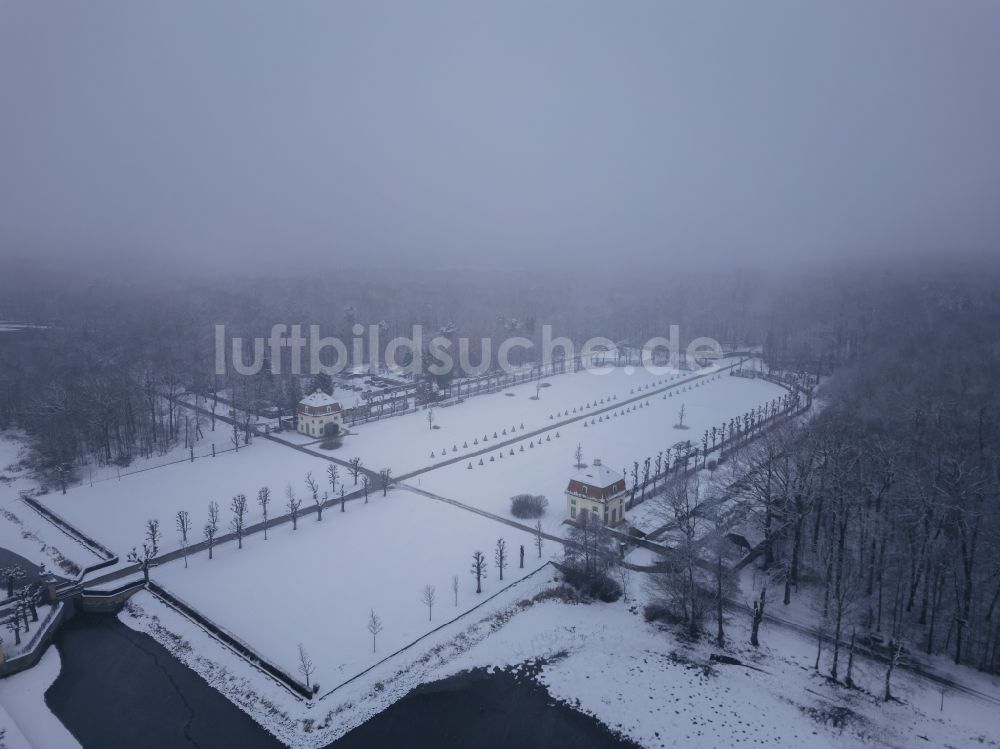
[565,458,627,526]
[296,390,344,438]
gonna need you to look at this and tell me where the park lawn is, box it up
[151,488,549,686]
[414,372,787,535]
[337,359,742,476]
[38,438,346,557]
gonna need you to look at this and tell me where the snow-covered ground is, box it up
[735,563,1000,702]
[448,600,841,748]
[338,360,742,476]
[36,437,345,558]
[71,437,234,489]
[151,488,551,685]
[0,647,81,749]
[439,595,1000,749]
[0,432,104,575]
[0,603,57,660]
[32,364,781,560]
[14,356,997,749]
[124,564,1000,749]
[123,565,561,747]
[413,373,786,536]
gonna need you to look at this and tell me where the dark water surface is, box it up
[327,666,640,749]
[46,613,636,749]
[47,613,282,749]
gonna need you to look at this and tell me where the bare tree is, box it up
[258,486,271,540]
[830,555,859,682]
[14,599,29,634]
[21,586,39,622]
[675,403,687,429]
[147,517,161,554]
[297,643,315,691]
[630,462,640,505]
[639,457,651,503]
[230,494,248,549]
[326,464,338,498]
[616,564,631,603]
[495,538,508,581]
[361,474,371,503]
[706,507,737,647]
[471,550,488,593]
[845,628,858,689]
[204,501,220,559]
[421,584,436,621]
[884,640,904,701]
[574,443,584,468]
[564,512,618,584]
[426,406,435,431]
[305,471,323,521]
[750,584,766,647]
[451,575,459,606]
[535,520,544,558]
[286,484,302,530]
[348,457,362,485]
[367,609,383,652]
[6,614,21,646]
[646,473,705,638]
[127,518,160,582]
[176,510,191,568]
[380,468,392,496]
[305,470,320,497]
[3,566,25,598]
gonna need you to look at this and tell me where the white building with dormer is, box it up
[296,391,343,438]
[565,458,628,526]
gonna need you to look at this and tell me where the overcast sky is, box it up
[1,0,998,273]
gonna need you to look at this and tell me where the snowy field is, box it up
[336,358,744,476]
[36,437,350,558]
[32,362,779,558]
[439,597,1000,749]
[0,432,104,574]
[413,373,787,536]
[71,436,240,488]
[151,489,551,686]
[122,565,561,747]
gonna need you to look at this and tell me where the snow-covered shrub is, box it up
[510,493,548,518]
[531,584,580,604]
[643,603,680,624]
[561,566,622,603]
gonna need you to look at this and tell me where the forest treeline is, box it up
[758,283,1000,673]
[647,275,1000,673]
[0,263,867,482]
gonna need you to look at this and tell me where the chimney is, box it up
[593,458,602,466]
